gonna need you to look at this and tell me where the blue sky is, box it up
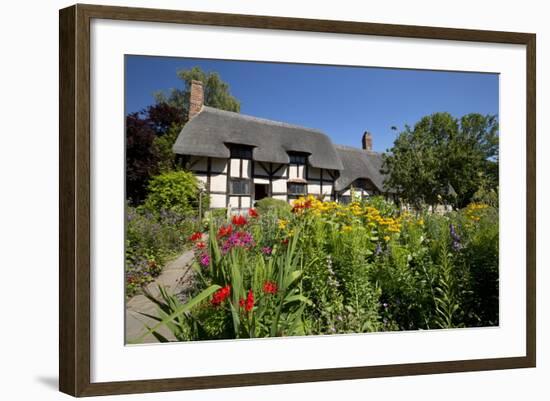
[125,56,499,153]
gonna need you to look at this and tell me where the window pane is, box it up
[288,153,307,164]
[288,183,306,195]
[231,179,249,195]
[230,145,253,159]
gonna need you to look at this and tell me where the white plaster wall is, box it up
[242,159,251,178]
[229,159,240,177]
[195,174,207,186]
[273,195,287,201]
[253,177,269,185]
[308,183,321,194]
[241,197,251,208]
[272,178,287,193]
[228,196,240,208]
[210,174,226,191]
[210,194,226,208]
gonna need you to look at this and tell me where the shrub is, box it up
[144,170,208,216]
[255,197,292,217]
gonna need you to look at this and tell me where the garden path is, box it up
[125,249,195,343]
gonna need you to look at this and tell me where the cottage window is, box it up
[288,153,307,165]
[230,179,250,195]
[288,183,307,195]
[229,145,253,159]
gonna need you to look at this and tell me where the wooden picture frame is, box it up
[59,3,536,397]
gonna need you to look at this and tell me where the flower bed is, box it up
[135,196,498,342]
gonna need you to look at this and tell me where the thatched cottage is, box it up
[173,80,390,210]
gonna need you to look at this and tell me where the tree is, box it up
[382,112,498,209]
[154,66,240,113]
[126,112,159,204]
[127,67,241,204]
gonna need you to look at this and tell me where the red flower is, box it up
[232,215,248,226]
[217,224,233,238]
[245,289,254,311]
[196,241,206,249]
[189,232,203,242]
[239,290,255,312]
[248,208,259,218]
[211,285,231,306]
[262,281,278,295]
[281,238,289,245]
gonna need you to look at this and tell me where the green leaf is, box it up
[132,284,221,343]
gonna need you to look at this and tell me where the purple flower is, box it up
[375,243,382,256]
[221,231,255,254]
[450,223,462,252]
[199,253,210,267]
[262,246,272,255]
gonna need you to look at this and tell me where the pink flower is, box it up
[199,253,210,267]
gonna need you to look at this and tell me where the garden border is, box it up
[59,3,536,397]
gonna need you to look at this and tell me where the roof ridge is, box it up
[334,144,383,156]
[202,106,324,134]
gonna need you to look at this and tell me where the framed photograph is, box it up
[59,4,536,397]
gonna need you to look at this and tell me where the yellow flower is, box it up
[278,219,288,230]
[342,225,353,232]
[384,235,390,242]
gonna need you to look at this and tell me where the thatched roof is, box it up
[173,106,392,193]
[173,106,344,170]
[333,145,388,192]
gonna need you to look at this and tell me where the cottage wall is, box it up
[186,155,340,209]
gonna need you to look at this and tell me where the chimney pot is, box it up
[362,131,373,151]
[188,80,204,120]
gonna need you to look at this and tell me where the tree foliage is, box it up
[126,111,160,204]
[382,112,498,209]
[154,66,241,113]
[126,102,185,204]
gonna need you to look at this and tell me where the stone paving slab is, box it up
[125,250,194,344]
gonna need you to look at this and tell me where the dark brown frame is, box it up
[59,3,536,397]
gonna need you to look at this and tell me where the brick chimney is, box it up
[362,131,373,151]
[188,80,204,120]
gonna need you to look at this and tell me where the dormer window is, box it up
[229,144,253,159]
[288,153,307,165]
